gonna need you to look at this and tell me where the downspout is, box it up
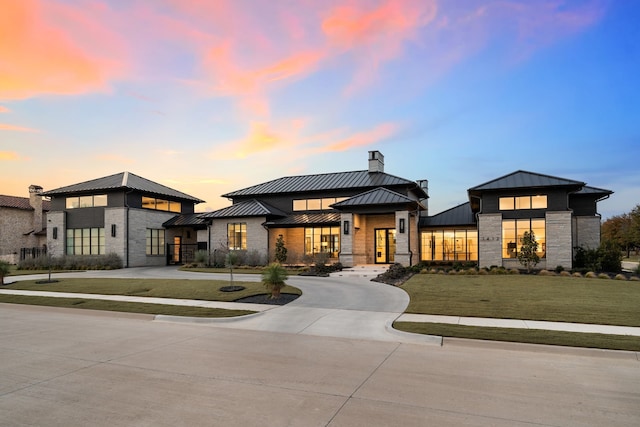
[124,189,133,268]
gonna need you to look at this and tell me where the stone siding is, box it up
[209,217,269,263]
[339,213,354,267]
[0,207,47,258]
[573,216,601,251]
[46,211,66,258]
[104,208,127,264]
[477,213,502,268]
[545,211,573,270]
[394,210,412,266]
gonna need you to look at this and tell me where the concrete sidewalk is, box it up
[3,288,640,338]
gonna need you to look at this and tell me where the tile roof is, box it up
[163,213,209,228]
[199,199,287,219]
[468,170,585,192]
[0,195,51,211]
[265,212,341,226]
[223,170,426,198]
[332,187,420,209]
[42,172,204,203]
[419,202,476,227]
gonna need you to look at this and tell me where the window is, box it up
[421,229,478,261]
[66,194,108,209]
[66,228,105,255]
[142,196,181,213]
[502,219,545,259]
[227,223,247,250]
[499,195,547,210]
[304,227,340,258]
[293,197,347,211]
[146,229,165,255]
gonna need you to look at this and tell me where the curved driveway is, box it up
[8,267,441,345]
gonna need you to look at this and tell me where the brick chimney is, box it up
[29,185,44,233]
[368,150,384,173]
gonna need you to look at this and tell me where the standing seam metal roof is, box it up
[419,202,476,227]
[264,212,341,226]
[222,170,423,197]
[41,172,204,203]
[199,199,287,219]
[332,187,418,208]
[468,170,585,192]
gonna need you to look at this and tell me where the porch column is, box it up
[395,211,411,266]
[339,213,354,267]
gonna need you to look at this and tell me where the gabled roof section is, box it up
[42,172,204,203]
[468,170,585,193]
[0,195,51,211]
[223,170,425,198]
[163,213,209,228]
[265,212,341,226]
[332,187,420,209]
[419,202,476,228]
[199,199,287,219]
[574,185,613,196]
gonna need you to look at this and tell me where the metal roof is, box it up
[468,170,585,192]
[332,187,418,208]
[42,172,204,203]
[419,202,476,227]
[265,212,341,226]
[574,185,613,196]
[0,195,51,211]
[199,199,287,219]
[163,213,208,228]
[223,170,425,198]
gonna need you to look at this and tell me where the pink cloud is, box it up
[0,106,9,113]
[0,123,39,132]
[322,122,400,152]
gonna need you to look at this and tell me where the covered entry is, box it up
[375,228,396,264]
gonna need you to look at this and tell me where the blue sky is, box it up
[1,0,638,218]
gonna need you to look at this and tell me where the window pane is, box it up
[467,230,478,261]
[433,232,443,261]
[307,199,321,210]
[169,201,181,213]
[293,200,306,211]
[531,195,547,209]
[499,197,514,210]
[156,199,170,211]
[321,198,336,210]
[66,197,79,209]
[531,219,546,258]
[79,196,93,208]
[94,195,107,207]
[67,229,74,254]
[503,220,516,258]
[516,196,531,210]
[142,197,155,209]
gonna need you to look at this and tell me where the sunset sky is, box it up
[1,0,638,219]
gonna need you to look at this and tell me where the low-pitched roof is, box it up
[264,212,341,227]
[574,185,613,196]
[0,195,51,211]
[199,199,287,219]
[332,187,421,209]
[163,213,209,228]
[42,172,204,203]
[468,170,585,193]
[419,202,476,228]
[223,170,427,198]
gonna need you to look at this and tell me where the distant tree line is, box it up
[601,204,640,257]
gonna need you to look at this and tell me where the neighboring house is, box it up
[43,172,204,267]
[419,171,612,270]
[0,185,50,263]
[196,151,429,266]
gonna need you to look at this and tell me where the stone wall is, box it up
[0,207,46,258]
[545,211,573,270]
[209,217,269,263]
[573,216,601,251]
[339,213,354,267]
[394,210,411,266]
[46,211,65,258]
[104,208,127,264]
[477,213,502,268]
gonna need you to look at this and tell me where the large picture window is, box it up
[66,228,105,255]
[420,229,478,261]
[502,219,545,259]
[66,194,108,209]
[146,229,165,255]
[499,195,547,210]
[305,227,340,258]
[227,223,247,250]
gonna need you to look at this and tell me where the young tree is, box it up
[518,231,540,273]
[274,234,287,264]
[0,260,11,285]
[226,250,240,286]
[261,263,288,299]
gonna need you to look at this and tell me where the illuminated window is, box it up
[142,196,181,213]
[305,227,340,258]
[66,228,105,255]
[227,223,247,250]
[146,229,165,255]
[293,197,348,211]
[66,195,108,209]
[502,219,545,259]
[499,195,547,210]
[420,230,477,261]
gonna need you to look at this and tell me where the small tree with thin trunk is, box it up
[0,260,10,285]
[274,234,287,264]
[518,231,540,273]
[262,263,288,299]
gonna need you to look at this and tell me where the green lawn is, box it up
[1,278,301,317]
[395,274,640,351]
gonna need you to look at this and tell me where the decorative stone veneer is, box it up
[545,211,573,270]
[126,209,176,267]
[0,207,46,259]
[339,213,354,267]
[477,213,502,268]
[209,217,268,262]
[104,208,127,264]
[46,211,65,258]
[394,210,412,266]
[573,216,601,251]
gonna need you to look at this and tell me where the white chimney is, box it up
[368,150,384,173]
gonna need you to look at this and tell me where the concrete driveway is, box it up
[8,266,439,344]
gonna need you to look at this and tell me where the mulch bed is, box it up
[234,293,299,305]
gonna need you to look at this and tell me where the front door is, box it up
[173,237,181,264]
[375,229,396,264]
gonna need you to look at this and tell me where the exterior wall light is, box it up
[53,227,58,240]
[399,218,405,234]
[343,220,350,235]
[111,224,117,237]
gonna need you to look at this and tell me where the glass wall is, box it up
[421,229,478,261]
[66,228,105,255]
[502,219,546,259]
[305,227,340,258]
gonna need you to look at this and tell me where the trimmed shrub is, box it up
[572,272,583,278]
[420,268,428,274]
[598,273,611,279]
[560,271,572,277]
[585,271,597,278]
[538,270,555,276]
[508,268,520,275]
[614,274,627,281]
[630,276,640,282]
